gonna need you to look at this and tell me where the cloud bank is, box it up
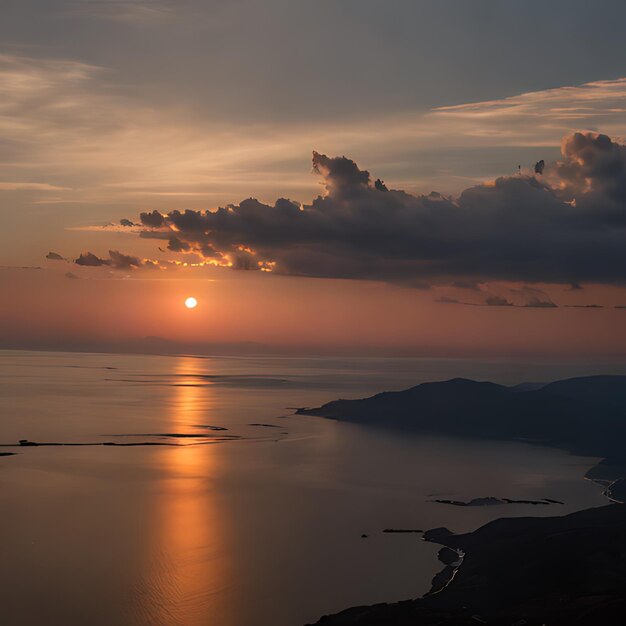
[82,131,626,287]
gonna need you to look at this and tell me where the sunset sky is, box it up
[3,0,626,356]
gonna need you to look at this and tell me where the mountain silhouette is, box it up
[298,376,626,458]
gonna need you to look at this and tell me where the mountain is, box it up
[297,376,626,458]
[542,375,626,412]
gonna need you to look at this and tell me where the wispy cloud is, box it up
[65,0,176,22]
[0,182,69,191]
[4,52,626,214]
[431,78,626,146]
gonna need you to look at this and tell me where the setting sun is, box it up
[184,297,198,309]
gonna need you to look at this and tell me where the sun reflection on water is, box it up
[137,357,234,626]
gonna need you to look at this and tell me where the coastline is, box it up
[309,456,626,625]
[302,376,626,625]
[310,501,626,626]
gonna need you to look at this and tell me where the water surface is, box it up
[0,351,619,626]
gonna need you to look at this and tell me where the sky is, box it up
[2,0,626,356]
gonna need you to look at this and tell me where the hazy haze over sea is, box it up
[0,350,622,626]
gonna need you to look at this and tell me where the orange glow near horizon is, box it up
[3,269,626,357]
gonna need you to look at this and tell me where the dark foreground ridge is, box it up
[310,504,626,626]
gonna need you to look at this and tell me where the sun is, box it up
[184,297,198,309]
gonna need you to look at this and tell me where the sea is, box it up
[1,350,623,626]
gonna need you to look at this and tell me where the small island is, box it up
[431,496,562,507]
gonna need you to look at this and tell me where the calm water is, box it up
[0,350,622,626]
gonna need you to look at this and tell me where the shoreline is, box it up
[310,502,626,626]
[302,376,626,624]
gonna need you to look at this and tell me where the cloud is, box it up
[7,52,626,218]
[108,250,143,269]
[437,285,561,308]
[550,132,626,205]
[523,298,558,309]
[485,296,513,307]
[97,131,626,286]
[510,286,558,308]
[432,78,626,141]
[565,304,604,309]
[139,210,165,227]
[72,248,172,271]
[0,182,69,191]
[75,251,108,267]
[451,280,481,291]
[46,251,66,261]
[75,250,143,269]
[65,0,175,22]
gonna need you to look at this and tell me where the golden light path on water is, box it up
[138,357,234,626]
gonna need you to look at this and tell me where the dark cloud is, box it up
[565,304,603,308]
[83,131,626,285]
[65,271,80,279]
[108,250,142,269]
[451,280,481,291]
[140,210,165,227]
[167,236,190,252]
[46,251,65,260]
[485,296,513,307]
[438,289,561,308]
[552,132,626,206]
[119,218,135,227]
[75,251,108,267]
[75,250,142,269]
[312,151,370,191]
[523,298,558,308]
